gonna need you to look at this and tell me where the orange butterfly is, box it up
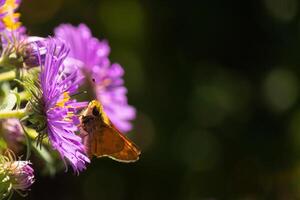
[80,100,141,162]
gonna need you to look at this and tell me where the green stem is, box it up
[0,56,16,68]
[24,127,38,140]
[24,127,49,146]
[19,91,30,101]
[20,124,32,160]
[0,70,16,82]
[0,109,26,119]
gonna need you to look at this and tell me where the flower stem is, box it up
[24,127,49,145]
[0,70,16,82]
[24,127,38,140]
[0,109,26,119]
[19,91,30,101]
[0,56,16,68]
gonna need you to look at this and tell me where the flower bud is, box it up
[0,150,34,198]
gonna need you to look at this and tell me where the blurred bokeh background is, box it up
[15,0,300,199]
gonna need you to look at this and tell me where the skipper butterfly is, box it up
[80,100,141,162]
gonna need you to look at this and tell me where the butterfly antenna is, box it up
[71,90,87,97]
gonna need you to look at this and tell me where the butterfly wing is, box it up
[90,124,141,163]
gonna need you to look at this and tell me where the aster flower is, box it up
[25,39,90,173]
[0,0,27,70]
[54,24,110,69]
[54,23,136,132]
[0,149,34,198]
[0,0,26,55]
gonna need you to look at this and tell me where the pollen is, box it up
[56,92,70,107]
[0,0,21,30]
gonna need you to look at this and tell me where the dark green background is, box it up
[17,0,300,199]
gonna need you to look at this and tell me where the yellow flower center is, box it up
[56,92,70,108]
[55,92,76,122]
[0,0,21,30]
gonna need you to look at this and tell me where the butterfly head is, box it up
[81,100,110,125]
[82,100,101,116]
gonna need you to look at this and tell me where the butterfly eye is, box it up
[82,116,92,124]
[92,107,100,116]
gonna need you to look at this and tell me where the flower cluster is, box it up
[54,24,136,132]
[0,0,136,198]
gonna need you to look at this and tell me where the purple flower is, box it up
[54,23,136,132]
[54,24,110,70]
[0,0,26,48]
[0,150,34,197]
[37,39,89,173]
[8,161,35,191]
